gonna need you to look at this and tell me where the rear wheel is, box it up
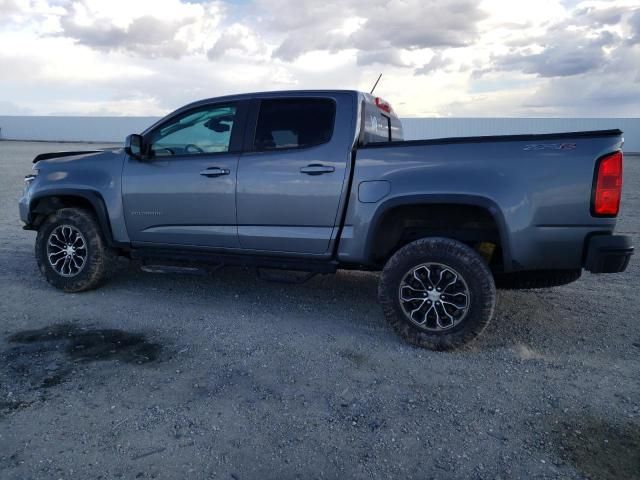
[35,208,117,292]
[378,237,496,350]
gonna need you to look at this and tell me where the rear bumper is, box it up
[584,235,634,273]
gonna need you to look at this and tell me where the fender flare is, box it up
[363,193,513,270]
[29,188,118,247]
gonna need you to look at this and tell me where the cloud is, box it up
[207,24,269,60]
[0,0,65,26]
[415,53,453,75]
[628,9,640,44]
[356,49,410,68]
[523,75,640,117]
[55,0,223,58]
[349,0,486,51]
[486,6,633,79]
[493,43,605,78]
[0,0,638,117]
[58,14,189,58]
[0,100,33,115]
[0,0,21,16]
[259,0,486,62]
[573,5,627,27]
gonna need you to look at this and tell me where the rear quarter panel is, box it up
[339,133,623,271]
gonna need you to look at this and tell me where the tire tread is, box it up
[378,237,496,350]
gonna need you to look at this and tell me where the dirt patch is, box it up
[550,416,640,480]
[0,323,161,419]
[338,349,368,368]
[8,323,160,363]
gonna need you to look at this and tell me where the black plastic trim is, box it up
[131,247,338,273]
[28,189,125,248]
[332,147,357,258]
[363,194,512,270]
[584,234,633,273]
[33,150,102,164]
[361,129,623,149]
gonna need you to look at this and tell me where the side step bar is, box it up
[140,265,209,276]
[132,247,338,283]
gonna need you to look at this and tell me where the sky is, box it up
[0,0,639,117]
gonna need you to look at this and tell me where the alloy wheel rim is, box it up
[398,262,470,331]
[46,225,88,277]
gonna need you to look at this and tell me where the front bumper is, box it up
[584,235,634,273]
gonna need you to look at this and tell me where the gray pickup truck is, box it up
[19,90,634,349]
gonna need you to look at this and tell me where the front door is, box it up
[122,102,244,249]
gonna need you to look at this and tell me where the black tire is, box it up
[378,237,496,350]
[494,269,581,290]
[35,208,118,292]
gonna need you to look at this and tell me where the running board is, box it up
[140,265,209,276]
[131,247,338,274]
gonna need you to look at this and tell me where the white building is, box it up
[1,116,639,152]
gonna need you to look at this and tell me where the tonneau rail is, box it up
[362,129,623,149]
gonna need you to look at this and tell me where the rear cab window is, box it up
[254,98,336,151]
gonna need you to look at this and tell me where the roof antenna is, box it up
[370,73,382,94]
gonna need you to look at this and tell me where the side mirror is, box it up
[125,134,144,159]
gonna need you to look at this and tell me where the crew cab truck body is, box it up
[19,90,634,349]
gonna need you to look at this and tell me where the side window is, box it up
[363,103,391,143]
[148,104,236,157]
[254,99,335,151]
[361,98,403,143]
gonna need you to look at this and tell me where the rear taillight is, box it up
[592,151,623,217]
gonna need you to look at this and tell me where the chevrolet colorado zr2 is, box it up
[19,90,634,350]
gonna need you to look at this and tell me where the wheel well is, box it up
[30,195,113,245]
[369,204,504,271]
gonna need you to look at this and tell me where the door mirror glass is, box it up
[125,134,143,159]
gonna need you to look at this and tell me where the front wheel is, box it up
[35,208,117,292]
[378,237,496,350]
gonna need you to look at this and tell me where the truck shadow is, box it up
[114,262,555,349]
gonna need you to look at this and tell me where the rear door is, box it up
[236,95,353,254]
[122,101,247,248]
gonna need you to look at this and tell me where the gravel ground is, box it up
[0,141,638,480]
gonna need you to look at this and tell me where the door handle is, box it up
[200,167,230,177]
[300,164,335,175]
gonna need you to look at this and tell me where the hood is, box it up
[32,148,121,164]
